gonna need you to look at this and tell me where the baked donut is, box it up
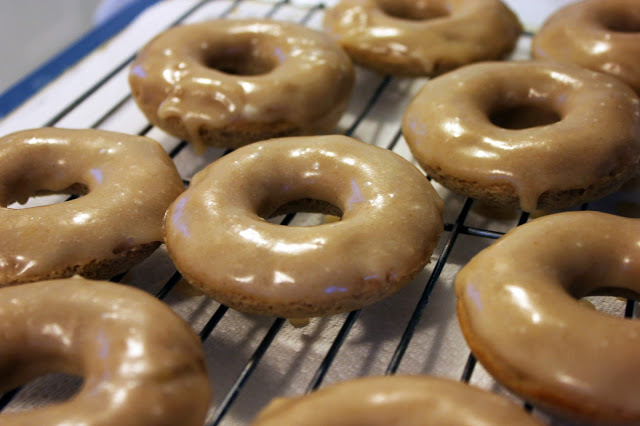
[533,0,640,95]
[323,0,522,76]
[455,211,640,424]
[164,135,444,320]
[0,277,210,425]
[0,128,184,286]
[402,61,640,212]
[129,19,354,154]
[253,375,543,425]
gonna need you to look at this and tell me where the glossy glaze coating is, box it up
[0,128,184,285]
[455,211,640,424]
[533,0,640,95]
[0,277,211,425]
[253,375,542,425]
[323,0,522,76]
[129,19,354,153]
[402,61,640,212]
[164,135,444,319]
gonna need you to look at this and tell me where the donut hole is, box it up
[202,41,277,76]
[265,198,343,227]
[1,373,83,412]
[579,295,637,319]
[600,12,640,33]
[489,103,561,130]
[378,0,450,21]
[571,285,639,319]
[3,183,88,209]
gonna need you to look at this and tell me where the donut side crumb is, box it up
[424,161,639,212]
[175,241,436,320]
[161,116,302,150]
[3,242,160,286]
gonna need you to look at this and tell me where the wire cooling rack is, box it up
[0,1,638,425]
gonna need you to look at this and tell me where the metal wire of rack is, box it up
[0,0,637,425]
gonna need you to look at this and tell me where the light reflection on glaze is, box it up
[272,239,326,255]
[455,211,640,422]
[41,323,72,347]
[347,179,365,208]
[129,19,354,153]
[590,41,611,55]
[130,64,146,78]
[164,135,444,319]
[549,71,583,88]
[89,168,104,184]
[402,61,640,212]
[0,128,184,286]
[239,228,327,254]
[97,330,110,360]
[323,0,522,76]
[239,227,267,246]
[126,337,145,358]
[273,271,295,285]
[443,119,464,138]
[532,0,640,94]
[0,278,210,425]
[504,285,541,324]
[369,194,385,209]
[171,197,191,238]
[232,275,255,284]
[72,212,91,225]
[480,136,518,152]
[465,285,482,311]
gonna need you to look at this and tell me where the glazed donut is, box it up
[533,0,640,95]
[0,277,210,425]
[0,128,184,286]
[164,135,444,320]
[455,211,640,423]
[402,61,640,212]
[323,0,522,76]
[129,19,354,154]
[253,375,543,425]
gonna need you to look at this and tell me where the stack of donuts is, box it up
[1,0,639,424]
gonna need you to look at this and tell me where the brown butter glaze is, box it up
[455,211,640,424]
[0,128,184,285]
[164,135,444,319]
[129,19,354,153]
[323,0,522,76]
[402,61,640,212]
[253,375,543,425]
[533,0,640,95]
[0,278,210,425]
